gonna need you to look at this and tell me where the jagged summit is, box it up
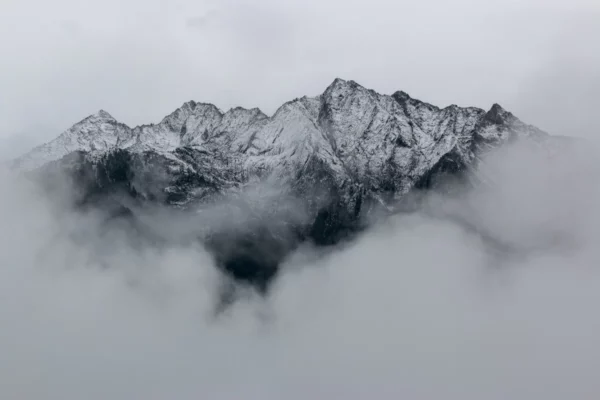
[75,109,118,125]
[326,77,359,90]
[484,103,513,124]
[94,109,115,120]
[392,90,411,101]
[15,77,549,177]
[324,78,380,101]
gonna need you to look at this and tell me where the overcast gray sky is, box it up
[1,0,599,155]
[3,3,600,398]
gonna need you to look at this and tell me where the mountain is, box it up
[14,78,553,294]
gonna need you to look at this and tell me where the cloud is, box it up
[1,134,600,399]
[185,10,218,29]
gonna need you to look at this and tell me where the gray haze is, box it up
[2,1,600,398]
[2,136,600,399]
[1,0,600,157]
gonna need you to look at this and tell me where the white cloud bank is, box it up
[1,137,600,399]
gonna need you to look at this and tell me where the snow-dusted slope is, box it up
[16,78,549,207]
[15,111,132,170]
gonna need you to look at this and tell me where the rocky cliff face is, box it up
[14,78,552,293]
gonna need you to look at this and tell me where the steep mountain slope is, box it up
[14,78,552,292]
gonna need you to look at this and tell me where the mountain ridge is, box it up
[15,78,545,171]
[13,78,554,294]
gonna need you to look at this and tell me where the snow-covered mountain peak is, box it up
[11,79,566,293]
[323,78,373,100]
[15,79,552,182]
[159,102,222,128]
[14,109,130,170]
[483,103,514,125]
[73,109,119,127]
[223,106,267,121]
[93,109,116,121]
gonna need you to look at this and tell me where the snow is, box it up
[14,110,131,170]
[14,78,550,196]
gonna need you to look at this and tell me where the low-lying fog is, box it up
[2,138,600,399]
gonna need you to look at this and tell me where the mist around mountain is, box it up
[11,79,559,294]
[2,79,600,399]
[2,130,600,398]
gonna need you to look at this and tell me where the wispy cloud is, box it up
[1,135,600,398]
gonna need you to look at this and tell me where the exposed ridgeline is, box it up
[15,78,551,293]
